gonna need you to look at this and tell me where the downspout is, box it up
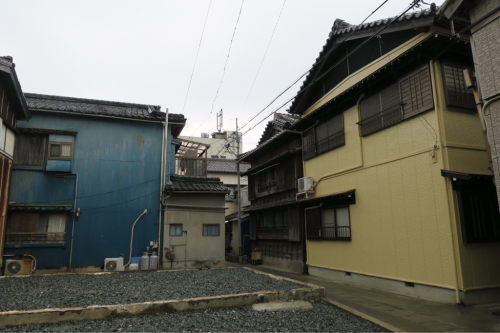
[66,173,78,271]
[159,109,168,267]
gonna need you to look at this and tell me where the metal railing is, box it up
[175,156,207,177]
[316,131,345,155]
[6,232,66,244]
[317,226,351,240]
[357,103,404,136]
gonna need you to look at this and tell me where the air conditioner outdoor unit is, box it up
[298,177,314,193]
[5,259,32,276]
[104,258,124,272]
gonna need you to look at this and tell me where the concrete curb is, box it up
[321,298,403,332]
[0,269,325,328]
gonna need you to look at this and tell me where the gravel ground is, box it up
[0,301,381,332]
[0,268,301,312]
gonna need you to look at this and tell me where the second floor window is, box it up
[13,134,47,166]
[257,167,277,192]
[303,113,345,160]
[49,142,73,159]
[358,64,434,136]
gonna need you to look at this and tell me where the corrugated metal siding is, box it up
[6,112,166,268]
[0,154,13,265]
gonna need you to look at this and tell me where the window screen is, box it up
[203,224,220,236]
[400,64,434,118]
[303,113,344,160]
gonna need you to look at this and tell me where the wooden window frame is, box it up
[169,224,183,237]
[48,141,73,160]
[306,205,351,241]
[257,167,277,193]
[302,113,345,161]
[6,211,68,244]
[442,62,476,110]
[202,224,220,236]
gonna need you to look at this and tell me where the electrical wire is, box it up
[181,0,213,114]
[190,0,246,137]
[84,190,161,212]
[238,0,393,131]
[238,0,287,118]
[240,0,423,137]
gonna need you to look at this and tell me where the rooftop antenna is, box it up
[217,109,223,133]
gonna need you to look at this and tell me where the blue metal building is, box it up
[4,93,185,270]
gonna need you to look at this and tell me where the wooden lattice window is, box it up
[442,62,476,110]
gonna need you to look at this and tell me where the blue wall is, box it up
[6,112,173,269]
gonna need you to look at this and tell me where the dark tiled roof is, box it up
[238,130,300,162]
[245,199,297,212]
[164,176,230,193]
[17,127,78,136]
[258,113,300,145]
[207,158,251,174]
[287,7,438,114]
[24,93,186,123]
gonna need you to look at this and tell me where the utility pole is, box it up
[236,118,242,257]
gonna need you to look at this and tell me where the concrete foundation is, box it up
[252,301,313,312]
[261,256,305,274]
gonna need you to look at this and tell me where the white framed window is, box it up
[170,224,183,236]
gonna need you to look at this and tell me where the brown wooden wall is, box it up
[0,80,18,129]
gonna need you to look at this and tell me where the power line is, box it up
[181,0,213,114]
[190,0,246,137]
[240,0,422,137]
[238,0,287,118]
[239,0,393,131]
[14,177,161,205]
[84,190,161,211]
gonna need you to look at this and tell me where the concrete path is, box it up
[227,262,500,332]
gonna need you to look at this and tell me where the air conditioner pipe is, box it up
[3,254,37,273]
[124,209,148,268]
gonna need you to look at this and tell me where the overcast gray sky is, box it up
[1,0,444,152]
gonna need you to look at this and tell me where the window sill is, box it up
[5,243,65,248]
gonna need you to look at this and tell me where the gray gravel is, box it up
[0,268,301,312]
[0,301,381,332]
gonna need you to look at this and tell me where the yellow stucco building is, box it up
[288,10,500,304]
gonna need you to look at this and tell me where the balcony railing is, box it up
[175,156,207,177]
[175,139,210,177]
[6,232,66,244]
[316,226,351,240]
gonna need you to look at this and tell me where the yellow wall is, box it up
[432,61,500,291]
[303,56,500,290]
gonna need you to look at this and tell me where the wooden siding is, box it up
[13,135,47,166]
[0,81,17,129]
[252,239,304,262]
[288,205,302,242]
